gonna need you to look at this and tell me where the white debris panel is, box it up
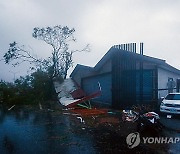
[59,97,80,106]
[54,78,78,106]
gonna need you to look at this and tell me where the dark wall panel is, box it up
[112,51,136,108]
[136,70,153,101]
[82,73,112,105]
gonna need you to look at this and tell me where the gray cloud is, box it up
[0,0,180,81]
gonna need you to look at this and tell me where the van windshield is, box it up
[165,94,180,100]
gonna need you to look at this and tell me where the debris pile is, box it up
[54,78,80,106]
[54,78,101,108]
[98,117,119,124]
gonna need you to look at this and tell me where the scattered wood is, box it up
[63,113,80,116]
[8,105,15,111]
[167,115,172,119]
[77,117,85,123]
[39,103,42,110]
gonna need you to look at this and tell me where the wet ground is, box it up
[0,102,180,154]
[160,115,180,154]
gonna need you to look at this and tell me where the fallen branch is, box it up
[8,105,15,111]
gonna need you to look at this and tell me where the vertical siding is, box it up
[112,51,136,108]
[112,51,157,108]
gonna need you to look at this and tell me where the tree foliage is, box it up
[0,70,58,104]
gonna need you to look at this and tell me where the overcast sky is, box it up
[0,0,180,81]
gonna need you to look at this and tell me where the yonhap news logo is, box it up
[126,132,141,149]
[126,132,180,149]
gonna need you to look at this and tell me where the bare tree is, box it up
[4,25,90,79]
[32,25,89,79]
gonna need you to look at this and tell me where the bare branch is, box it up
[72,44,91,53]
[3,25,90,79]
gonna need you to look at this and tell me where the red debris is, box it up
[71,108,108,116]
[66,91,101,108]
[70,89,86,99]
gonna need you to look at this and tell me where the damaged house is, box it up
[70,43,180,108]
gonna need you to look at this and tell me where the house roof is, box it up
[70,64,93,77]
[159,62,180,75]
[70,47,180,77]
[94,47,165,70]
